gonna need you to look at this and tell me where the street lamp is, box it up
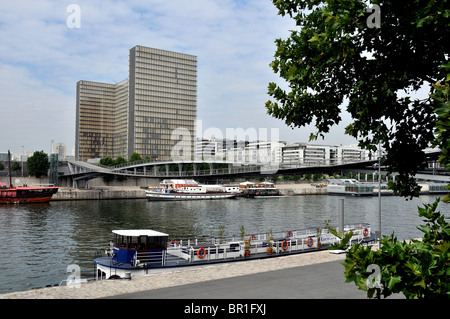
[377,143,382,248]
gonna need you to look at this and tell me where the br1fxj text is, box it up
[184,303,266,316]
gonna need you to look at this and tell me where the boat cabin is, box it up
[111,230,169,264]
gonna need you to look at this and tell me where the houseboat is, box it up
[94,224,373,280]
[241,181,283,198]
[145,179,238,201]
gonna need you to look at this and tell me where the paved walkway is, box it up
[106,260,368,299]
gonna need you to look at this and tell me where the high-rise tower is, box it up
[75,45,197,161]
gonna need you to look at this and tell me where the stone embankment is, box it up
[275,183,327,195]
[52,187,147,200]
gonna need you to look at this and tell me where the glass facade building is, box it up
[75,46,197,161]
[75,81,116,160]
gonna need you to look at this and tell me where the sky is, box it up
[0,0,359,156]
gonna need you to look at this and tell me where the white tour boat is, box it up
[145,179,239,201]
[327,179,374,196]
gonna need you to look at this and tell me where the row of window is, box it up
[136,60,196,75]
[134,69,196,82]
[135,74,196,87]
[134,82,196,94]
[135,48,196,63]
[135,85,197,100]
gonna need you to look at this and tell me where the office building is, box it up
[75,45,197,161]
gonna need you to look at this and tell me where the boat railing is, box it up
[159,223,371,264]
[208,223,370,246]
[107,224,372,270]
[134,250,166,267]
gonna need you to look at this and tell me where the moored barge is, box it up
[0,184,59,204]
[94,224,373,280]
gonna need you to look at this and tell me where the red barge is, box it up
[0,151,59,204]
[0,184,59,204]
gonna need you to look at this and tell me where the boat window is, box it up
[147,236,168,250]
[138,236,148,249]
[128,236,138,249]
[117,235,127,248]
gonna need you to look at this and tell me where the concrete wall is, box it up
[53,188,146,200]
[0,176,46,186]
[58,176,161,189]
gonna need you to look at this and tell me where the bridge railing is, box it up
[64,158,377,178]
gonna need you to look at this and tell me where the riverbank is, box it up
[51,183,327,201]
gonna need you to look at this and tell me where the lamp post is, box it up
[377,143,382,249]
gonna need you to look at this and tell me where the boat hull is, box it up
[0,187,59,204]
[145,191,237,201]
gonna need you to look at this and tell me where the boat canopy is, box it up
[160,179,198,187]
[327,179,359,184]
[112,230,169,237]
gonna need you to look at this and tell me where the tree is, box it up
[266,0,450,199]
[113,157,127,166]
[99,157,114,167]
[129,152,142,163]
[27,151,49,178]
[342,198,450,299]
[12,161,21,173]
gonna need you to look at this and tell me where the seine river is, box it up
[0,194,449,294]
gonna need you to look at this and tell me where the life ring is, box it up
[307,237,313,247]
[249,234,256,241]
[170,240,178,247]
[281,240,289,250]
[287,231,293,238]
[197,247,206,259]
[363,228,369,237]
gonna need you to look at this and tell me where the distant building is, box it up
[75,45,197,161]
[55,143,67,159]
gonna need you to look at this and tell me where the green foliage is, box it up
[12,161,21,172]
[267,0,450,198]
[343,198,450,299]
[129,152,142,163]
[239,225,246,241]
[328,228,354,250]
[100,156,127,166]
[99,157,114,166]
[26,151,49,178]
[430,76,450,202]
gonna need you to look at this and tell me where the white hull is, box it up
[145,191,237,201]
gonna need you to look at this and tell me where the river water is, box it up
[0,194,449,294]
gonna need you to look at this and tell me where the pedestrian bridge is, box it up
[60,158,375,188]
[59,150,448,188]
